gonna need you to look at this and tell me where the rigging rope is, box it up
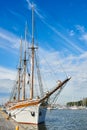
[35,51,44,98]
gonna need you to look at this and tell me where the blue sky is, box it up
[0,0,87,105]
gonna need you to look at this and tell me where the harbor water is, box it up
[0,109,87,130]
[45,109,87,130]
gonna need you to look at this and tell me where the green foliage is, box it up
[66,98,87,107]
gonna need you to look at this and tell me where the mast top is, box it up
[32,4,34,47]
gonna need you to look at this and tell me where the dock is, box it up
[0,108,25,130]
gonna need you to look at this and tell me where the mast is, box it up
[18,38,22,101]
[22,24,27,100]
[30,5,34,99]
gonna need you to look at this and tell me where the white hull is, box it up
[7,104,47,124]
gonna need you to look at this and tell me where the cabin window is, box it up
[31,111,35,117]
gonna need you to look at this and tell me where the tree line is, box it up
[66,98,87,107]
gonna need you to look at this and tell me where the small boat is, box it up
[5,5,71,124]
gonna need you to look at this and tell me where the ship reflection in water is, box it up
[22,123,47,130]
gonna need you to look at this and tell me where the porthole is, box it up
[31,111,35,117]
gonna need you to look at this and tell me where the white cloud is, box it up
[69,30,75,36]
[74,25,87,43]
[0,79,14,92]
[0,32,14,43]
[0,66,16,80]
[0,97,9,104]
[0,28,20,51]
[74,25,87,44]
[0,66,16,103]
[75,25,85,33]
[80,33,87,42]
[46,24,84,53]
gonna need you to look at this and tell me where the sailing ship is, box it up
[5,6,71,124]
